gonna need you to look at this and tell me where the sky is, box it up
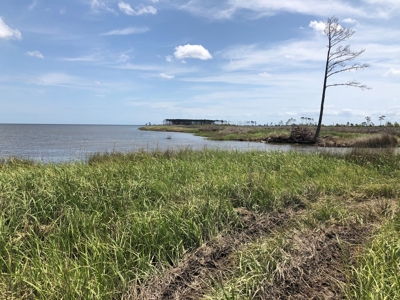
[0,0,399,125]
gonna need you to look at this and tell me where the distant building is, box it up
[163,119,225,125]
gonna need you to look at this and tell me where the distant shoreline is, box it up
[140,124,400,148]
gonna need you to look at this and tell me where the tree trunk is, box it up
[314,42,332,142]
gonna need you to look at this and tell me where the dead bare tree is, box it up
[313,16,371,142]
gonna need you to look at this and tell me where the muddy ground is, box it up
[123,203,379,300]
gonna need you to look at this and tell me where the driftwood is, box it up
[265,125,316,144]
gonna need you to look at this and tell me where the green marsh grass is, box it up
[1,149,400,298]
[346,209,400,299]
[205,235,291,300]
[141,124,400,144]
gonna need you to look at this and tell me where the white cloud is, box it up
[175,0,373,20]
[219,40,326,73]
[102,27,149,35]
[118,53,130,62]
[29,0,38,11]
[309,20,326,33]
[62,53,102,62]
[90,0,115,13]
[118,2,157,16]
[174,44,212,60]
[159,73,175,79]
[0,18,22,40]
[259,72,271,77]
[32,73,78,86]
[166,55,173,62]
[383,68,400,77]
[343,18,357,23]
[26,51,44,59]
[28,72,105,90]
[361,0,400,10]
[115,63,161,71]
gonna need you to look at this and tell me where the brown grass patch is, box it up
[352,133,398,148]
[122,209,297,300]
[259,225,374,299]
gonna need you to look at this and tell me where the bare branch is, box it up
[327,63,371,77]
[326,81,371,90]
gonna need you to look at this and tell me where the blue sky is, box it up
[0,0,399,125]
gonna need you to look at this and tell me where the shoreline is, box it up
[140,124,400,148]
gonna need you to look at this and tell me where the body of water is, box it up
[0,124,328,163]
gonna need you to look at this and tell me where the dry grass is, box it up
[352,133,398,148]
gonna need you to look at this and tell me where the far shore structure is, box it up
[163,119,227,125]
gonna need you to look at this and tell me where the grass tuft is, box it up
[345,211,400,299]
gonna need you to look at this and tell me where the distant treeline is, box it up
[163,119,228,125]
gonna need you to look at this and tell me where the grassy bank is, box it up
[140,124,400,147]
[1,149,400,299]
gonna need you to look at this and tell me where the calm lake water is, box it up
[0,124,326,163]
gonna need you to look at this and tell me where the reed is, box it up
[352,133,398,148]
[1,149,399,299]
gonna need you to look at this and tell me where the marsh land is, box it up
[1,148,400,299]
[140,124,400,148]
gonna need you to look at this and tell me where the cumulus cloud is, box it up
[174,44,212,60]
[309,20,326,33]
[343,18,357,23]
[0,18,22,40]
[159,73,175,79]
[102,27,149,35]
[118,2,157,15]
[26,51,44,59]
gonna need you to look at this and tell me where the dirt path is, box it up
[123,202,381,300]
[259,225,373,299]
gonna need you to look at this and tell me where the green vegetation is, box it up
[140,124,400,147]
[346,214,400,299]
[140,124,290,141]
[1,149,399,299]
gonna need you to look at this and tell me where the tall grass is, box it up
[1,149,400,298]
[352,133,398,148]
[346,209,400,299]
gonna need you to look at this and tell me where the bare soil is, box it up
[123,206,375,300]
[259,225,373,299]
